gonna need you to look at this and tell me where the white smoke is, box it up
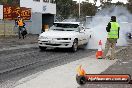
[86,6,132,49]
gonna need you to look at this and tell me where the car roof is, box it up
[54,22,80,25]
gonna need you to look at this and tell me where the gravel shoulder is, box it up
[0,34,38,49]
[79,40,132,88]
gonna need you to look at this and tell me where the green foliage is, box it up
[127,0,132,13]
[7,0,13,4]
[101,2,124,9]
[81,2,97,17]
[56,0,74,19]
[0,0,19,5]
[56,0,97,19]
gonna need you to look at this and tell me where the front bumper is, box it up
[38,39,73,48]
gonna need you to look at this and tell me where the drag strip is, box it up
[13,46,130,88]
[0,47,95,88]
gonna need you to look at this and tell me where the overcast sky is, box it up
[73,0,128,5]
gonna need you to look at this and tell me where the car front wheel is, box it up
[82,43,88,49]
[71,39,78,52]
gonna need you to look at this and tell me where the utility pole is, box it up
[79,0,80,20]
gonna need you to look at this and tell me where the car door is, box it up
[78,27,86,45]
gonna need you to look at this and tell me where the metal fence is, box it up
[0,20,17,36]
[0,20,31,36]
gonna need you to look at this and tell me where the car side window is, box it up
[78,26,81,32]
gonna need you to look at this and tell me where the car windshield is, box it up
[50,23,79,31]
[53,23,79,28]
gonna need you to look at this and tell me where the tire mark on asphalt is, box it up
[0,48,95,74]
[0,49,95,88]
[0,49,69,73]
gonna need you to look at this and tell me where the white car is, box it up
[38,22,92,52]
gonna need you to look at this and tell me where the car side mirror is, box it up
[79,27,85,33]
[80,29,85,33]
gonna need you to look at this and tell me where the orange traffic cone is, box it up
[96,40,103,59]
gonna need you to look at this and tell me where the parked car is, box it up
[38,22,92,52]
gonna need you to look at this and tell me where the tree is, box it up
[127,0,132,13]
[93,0,97,5]
[100,0,107,5]
[0,0,20,5]
[81,2,97,17]
[107,0,112,3]
[55,0,98,20]
[0,0,8,4]
[85,0,90,3]
[115,1,125,5]
[56,0,74,19]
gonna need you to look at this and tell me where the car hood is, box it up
[40,30,77,38]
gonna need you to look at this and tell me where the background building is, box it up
[0,0,56,34]
[20,0,56,34]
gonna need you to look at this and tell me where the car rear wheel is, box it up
[82,43,88,49]
[39,46,47,50]
[71,39,78,52]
